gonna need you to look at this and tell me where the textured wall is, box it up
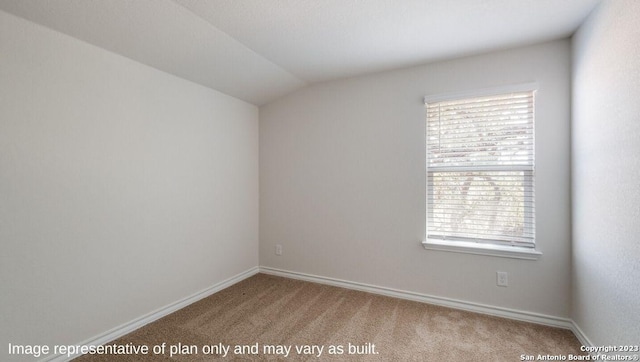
[572,0,640,346]
[0,10,258,360]
[260,40,572,318]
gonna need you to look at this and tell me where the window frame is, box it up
[421,83,541,260]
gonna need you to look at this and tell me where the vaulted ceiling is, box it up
[0,0,601,105]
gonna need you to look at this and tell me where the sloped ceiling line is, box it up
[0,0,601,105]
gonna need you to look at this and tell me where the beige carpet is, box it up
[75,274,584,361]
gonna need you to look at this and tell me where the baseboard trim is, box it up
[44,266,259,362]
[41,265,588,362]
[259,266,574,330]
[570,320,593,348]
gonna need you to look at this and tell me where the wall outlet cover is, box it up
[497,271,508,287]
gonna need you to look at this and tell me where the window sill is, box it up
[421,239,542,260]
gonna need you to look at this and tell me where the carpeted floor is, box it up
[74,274,584,361]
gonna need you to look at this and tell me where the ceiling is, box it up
[0,0,601,105]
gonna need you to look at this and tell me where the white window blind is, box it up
[426,90,535,248]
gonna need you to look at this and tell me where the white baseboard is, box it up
[41,265,589,362]
[259,266,574,330]
[44,266,259,362]
[570,320,593,348]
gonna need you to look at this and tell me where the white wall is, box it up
[0,10,258,359]
[572,0,640,346]
[260,40,572,318]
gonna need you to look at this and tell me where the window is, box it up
[422,85,541,259]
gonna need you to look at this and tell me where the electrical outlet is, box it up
[496,271,508,287]
[275,244,282,256]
